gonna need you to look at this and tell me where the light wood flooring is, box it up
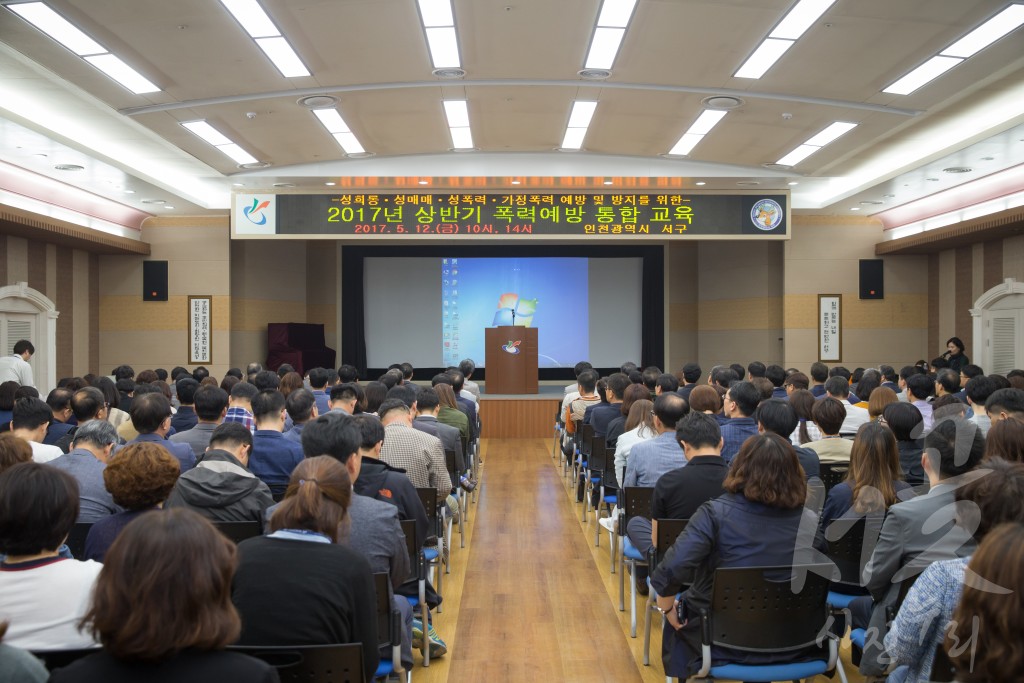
[414,438,866,683]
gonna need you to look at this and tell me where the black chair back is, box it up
[819,462,849,492]
[230,644,363,683]
[620,487,655,537]
[66,522,92,559]
[824,516,883,588]
[651,518,689,570]
[399,518,424,579]
[213,520,262,544]
[444,447,458,482]
[414,487,439,537]
[31,648,100,671]
[708,564,833,652]
[579,422,595,460]
[589,435,608,473]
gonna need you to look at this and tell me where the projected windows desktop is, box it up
[441,257,588,369]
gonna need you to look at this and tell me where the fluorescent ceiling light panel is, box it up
[333,132,365,155]
[883,55,962,95]
[561,127,587,150]
[686,110,728,136]
[734,38,794,79]
[417,0,454,28]
[216,143,258,165]
[255,36,310,77]
[443,100,470,128]
[83,54,160,94]
[585,27,625,69]
[567,101,597,128]
[181,121,234,146]
[313,108,351,134]
[941,4,1024,58]
[425,26,461,68]
[769,0,837,40]
[776,144,820,166]
[218,0,280,38]
[9,2,105,55]
[669,133,704,156]
[803,121,857,146]
[449,127,474,149]
[597,0,638,28]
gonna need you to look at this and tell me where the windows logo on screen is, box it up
[492,293,537,327]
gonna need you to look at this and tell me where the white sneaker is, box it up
[598,515,617,533]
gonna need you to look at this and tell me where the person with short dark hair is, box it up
[306,367,331,415]
[328,382,361,415]
[651,433,815,678]
[247,390,304,498]
[805,397,853,463]
[879,365,899,392]
[458,358,480,400]
[413,387,470,489]
[9,396,62,463]
[654,373,679,396]
[169,385,228,462]
[783,372,810,395]
[84,442,181,563]
[224,381,258,433]
[378,397,452,500]
[170,378,200,433]
[719,380,760,463]
[934,368,960,398]
[166,422,273,524]
[48,419,121,523]
[755,398,821,480]
[0,340,34,387]
[986,387,1024,423]
[622,393,689,488]
[765,364,787,398]
[564,368,601,438]
[43,387,75,446]
[0,462,101,649]
[282,389,317,446]
[52,508,277,683]
[124,393,195,472]
[825,376,870,436]
[809,362,829,397]
[232,457,380,680]
[942,336,969,373]
[676,362,701,401]
[746,361,766,379]
[906,373,935,432]
[589,373,629,438]
[337,364,359,385]
[882,401,926,485]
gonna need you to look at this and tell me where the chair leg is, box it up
[642,592,656,665]
[419,580,429,667]
[630,565,638,638]
[458,490,466,548]
[619,556,626,611]
[594,499,601,547]
[610,525,617,574]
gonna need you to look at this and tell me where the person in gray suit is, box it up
[412,387,472,490]
[169,385,228,463]
[852,416,985,674]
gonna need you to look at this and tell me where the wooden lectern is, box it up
[484,326,538,394]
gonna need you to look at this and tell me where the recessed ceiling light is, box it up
[883,55,962,95]
[734,38,794,79]
[787,181,799,186]
[695,181,706,186]
[418,180,429,185]
[860,200,884,205]
[942,167,972,174]
[53,164,84,171]
[163,205,175,210]
[272,183,295,188]
[850,207,860,210]
[769,0,838,41]
[325,182,336,186]
[511,180,521,185]
[883,193,895,198]
[940,5,1024,59]
[926,177,940,182]
[603,180,614,185]
[736,181,760,186]
[123,189,135,194]
[140,198,166,204]
[232,182,245,187]
[980,156,995,161]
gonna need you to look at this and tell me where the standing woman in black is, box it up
[943,336,969,373]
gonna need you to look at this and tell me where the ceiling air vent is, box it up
[701,96,744,110]
[578,69,612,80]
[297,95,338,109]
[432,68,466,79]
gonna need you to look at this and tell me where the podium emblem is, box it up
[502,340,521,355]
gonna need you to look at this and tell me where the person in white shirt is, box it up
[0,340,34,388]
[458,359,481,401]
[965,375,995,436]
[8,398,63,464]
[612,399,656,488]
[0,462,102,650]
[825,376,869,437]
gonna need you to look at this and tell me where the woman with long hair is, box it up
[363,381,388,415]
[232,456,378,682]
[605,382,651,447]
[612,398,655,488]
[650,433,819,678]
[435,382,469,443]
[819,421,910,531]
[787,388,821,445]
[984,417,1024,463]
[50,509,276,682]
[277,371,304,398]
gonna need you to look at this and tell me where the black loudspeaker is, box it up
[143,261,168,301]
[859,259,884,299]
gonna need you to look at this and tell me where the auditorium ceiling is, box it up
[0,0,1021,227]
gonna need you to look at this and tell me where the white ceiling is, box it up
[0,0,1022,226]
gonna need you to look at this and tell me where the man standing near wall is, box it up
[0,340,34,387]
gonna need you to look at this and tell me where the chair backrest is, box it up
[213,520,262,544]
[819,462,850,492]
[651,518,689,570]
[31,648,100,671]
[414,487,439,535]
[66,522,92,559]
[444,448,457,479]
[708,564,833,652]
[230,643,363,683]
[399,518,423,578]
[824,516,883,588]
[588,434,608,472]
[622,487,655,532]
[579,422,595,459]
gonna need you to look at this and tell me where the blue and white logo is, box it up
[750,199,783,231]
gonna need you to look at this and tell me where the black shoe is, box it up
[460,477,476,492]
[635,572,650,597]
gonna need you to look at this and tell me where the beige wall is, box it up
[99,217,231,377]
[1,233,99,378]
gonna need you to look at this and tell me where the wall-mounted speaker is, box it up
[143,261,168,301]
[859,259,884,300]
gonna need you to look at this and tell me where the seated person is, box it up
[248,389,305,497]
[946,521,1024,683]
[589,374,629,437]
[621,393,688,488]
[805,398,853,463]
[0,619,47,682]
[650,434,819,678]
[605,384,652,448]
[233,456,379,682]
[85,442,181,562]
[882,401,926,486]
[47,420,122,523]
[0,463,101,650]
[165,423,273,525]
[50,509,276,683]
[886,458,1024,683]
[612,399,655,489]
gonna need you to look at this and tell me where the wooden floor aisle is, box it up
[417,438,865,683]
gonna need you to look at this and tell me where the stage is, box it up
[478,384,564,438]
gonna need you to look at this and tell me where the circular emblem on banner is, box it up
[750,199,783,231]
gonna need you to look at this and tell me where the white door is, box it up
[985,308,1022,375]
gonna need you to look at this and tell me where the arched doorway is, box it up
[971,278,1024,375]
[0,282,59,392]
